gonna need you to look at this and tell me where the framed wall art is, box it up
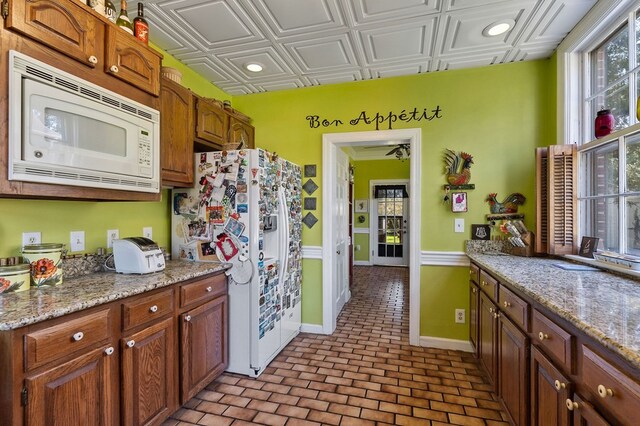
[451,192,467,212]
[355,199,368,213]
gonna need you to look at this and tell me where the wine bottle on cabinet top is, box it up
[104,0,117,23]
[116,0,134,35]
[133,2,149,44]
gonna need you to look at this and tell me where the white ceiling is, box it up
[145,0,596,95]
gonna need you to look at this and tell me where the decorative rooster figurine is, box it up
[485,193,526,214]
[444,149,474,185]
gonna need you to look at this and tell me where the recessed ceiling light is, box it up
[483,20,515,37]
[245,63,263,72]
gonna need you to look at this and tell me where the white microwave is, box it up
[8,51,160,193]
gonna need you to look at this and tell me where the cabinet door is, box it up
[479,291,497,387]
[228,116,255,149]
[195,98,227,147]
[6,0,105,68]
[568,394,611,426]
[25,344,117,426]
[469,281,479,357]
[160,78,194,186]
[498,314,529,426]
[531,346,571,426]
[105,27,161,96]
[121,317,176,426]
[180,295,228,404]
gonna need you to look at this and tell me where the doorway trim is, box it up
[369,179,410,267]
[322,128,421,345]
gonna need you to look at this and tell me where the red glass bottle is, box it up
[595,109,614,139]
[133,2,149,44]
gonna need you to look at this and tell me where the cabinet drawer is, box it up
[499,285,530,331]
[479,270,498,302]
[122,288,174,331]
[180,274,227,308]
[581,345,640,424]
[469,263,479,284]
[531,309,574,373]
[25,308,112,370]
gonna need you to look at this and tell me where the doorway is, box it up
[370,180,409,267]
[322,129,421,346]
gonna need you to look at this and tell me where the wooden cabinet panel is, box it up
[479,270,498,302]
[180,274,227,308]
[568,394,611,426]
[469,281,479,356]
[469,263,479,284]
[121,317,176,426]
[122,289,174,331]
[160,77,194,186]
[532,309,574,373]
[6,0,105,68]
[581,345,640,424]
[531,346,571,426]
[25,344,117,426]
[25,308,112,370]
[498,314,529,426]
[228,116,255,149]
[194,97,227,148]
[479,291,497,387]
[499,284,530,331]
[105,27,161,96]
[180,295,228,404]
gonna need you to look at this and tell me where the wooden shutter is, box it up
[535,145,577,255]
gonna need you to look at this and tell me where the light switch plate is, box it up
[454,218,464,233]
[107,229,119,248]
[70,231,85,252]
[143,227,153,239]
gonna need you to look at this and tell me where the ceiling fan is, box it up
[385,143,411,160]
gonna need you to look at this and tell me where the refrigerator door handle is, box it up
[277,187,290,287]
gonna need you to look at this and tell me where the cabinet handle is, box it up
[538,332,549,341]
[149,305,158,313]
[472,288,477,294]
[72,332,84,342]
[488,307,494,314]
[206,286,212,292]
[110,65,119,73]
[185,315,192,322]
[104,346,114,356]
[503,301,511,308]
[88,55,98,65]
[493,312,500,319]
[554,380,566,391]
[481,280,487,286]
[126,340,135,348]
[597,384,613,398]
[565,398,578,411]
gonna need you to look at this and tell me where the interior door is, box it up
[334,149,350,317]
[371,183,409,266]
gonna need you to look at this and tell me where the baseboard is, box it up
[353,260,371,266]
[419,335,474,353]
[300,323,325,334]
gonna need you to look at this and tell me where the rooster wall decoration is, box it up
[485,193,526,214]
[444,149,474,186]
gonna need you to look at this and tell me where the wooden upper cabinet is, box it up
[5,0,105,68]
[105,26,161,96]
[160,77,194,187]
[229,115,255,149]
[194,97,227,148]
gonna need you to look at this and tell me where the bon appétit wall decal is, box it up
[305,106,443,131]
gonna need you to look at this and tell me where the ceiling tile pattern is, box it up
[145,0,597,94]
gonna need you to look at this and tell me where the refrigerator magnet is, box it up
[224,217,245,237]
[215,235,238,261]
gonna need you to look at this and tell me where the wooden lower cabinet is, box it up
[531,346,571,426]
[180,295,228,403]
[497,314,529,426]
[479,291,497,386]
[25,344,118,426]
[121,317,177,426]
[567,394,611,425]
[469,281,479,356]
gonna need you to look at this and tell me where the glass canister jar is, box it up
[22,243,64,287]
[595,109,614,138]
[0,263,31,294]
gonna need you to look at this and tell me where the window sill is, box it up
[564,254,640,279]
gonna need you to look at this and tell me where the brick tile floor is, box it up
[165,266,508,425]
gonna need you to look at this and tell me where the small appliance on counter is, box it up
[112,237,165,274]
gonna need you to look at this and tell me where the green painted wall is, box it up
[352,159,410,262]
[234,60,555,339]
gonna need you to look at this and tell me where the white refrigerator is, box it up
[171,149,302,377]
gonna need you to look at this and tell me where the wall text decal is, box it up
[305,106,442,130]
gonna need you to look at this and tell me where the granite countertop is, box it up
[0,260,231,331]
[467,251,640,370]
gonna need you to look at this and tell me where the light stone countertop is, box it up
[0,260,231,331]
[467,252,640,371]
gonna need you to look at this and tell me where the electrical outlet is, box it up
[70,231,85,252]
[143,227,153,239]
[454,218,464,233]
[455,309,466,324]
[355,244,361,251]
[22,232,42,246]
[107,229,119,248]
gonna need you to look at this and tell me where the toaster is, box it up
[112,237,166,274]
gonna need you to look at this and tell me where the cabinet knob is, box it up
[104,346,114,356]
[149,305,158,313]
[597,384,613,398]
[110,65,119,73]
[565,398,578,411]
[538,332,549,341]
[503,301,511,308]
[126,340,135,348]
[72,332,84,342]
[481,280,487,286]
[493,312,500,319]
[185,315,192,322]
[554,380,566,391]
[472,288,477,294]
[88,55,98,65]
[206,286,212,292]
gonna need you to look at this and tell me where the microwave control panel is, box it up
[138,129,152,177]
